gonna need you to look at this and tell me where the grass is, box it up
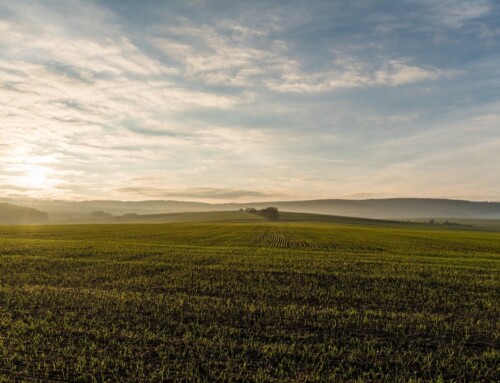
[0,219,499,382]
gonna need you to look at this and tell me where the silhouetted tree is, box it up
[258,207,279,220]
[245,207,279,220]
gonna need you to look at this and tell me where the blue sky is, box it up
[1,0,499,202]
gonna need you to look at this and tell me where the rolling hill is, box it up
[2,197,500,221]
[234,198,500,219]
[0,203,49,224]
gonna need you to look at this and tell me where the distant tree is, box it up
[244,207,279,220]
[428,219,435,225]
[257,207,279,220]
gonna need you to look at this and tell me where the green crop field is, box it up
[0,217,499,382]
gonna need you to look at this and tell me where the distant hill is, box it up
[0,203,49,224]
[0,199,211,221]
[1,198,500,221]
[36,210,498,231]
[232,198,500,219]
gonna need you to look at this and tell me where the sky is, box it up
[1,0,499,202]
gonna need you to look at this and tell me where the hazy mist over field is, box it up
[1,0,499,204]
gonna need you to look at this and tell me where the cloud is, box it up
[290,156,358,164]
[154,24,289,87]
[0,1,498,201]
[266,58,456,92]
[0,4,261,200]
[116,186,282,200]
[429,0,491,27]
[155,23,455,93]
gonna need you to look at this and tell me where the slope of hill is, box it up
[115,210,267,223]
[230,198,500,219]
[102,210,413,226]
[0,203,49,224]
[50,210,497,231]
[0,199,211,221]
[2,197,500,221]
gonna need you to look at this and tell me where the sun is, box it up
[19,165,53,189]
[27,169,48,188]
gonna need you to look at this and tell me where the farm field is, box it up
[0,218,499,382]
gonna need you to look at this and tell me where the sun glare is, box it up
[27,169,47,188]
[18,165,53,190]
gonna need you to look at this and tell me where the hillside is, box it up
[230,198,500,219]
[113,211,267,223]
[0,199,210,221]
[45,210,498,231]
[117,210,414,226]
[3,197,500,221]
[0,203,49,224]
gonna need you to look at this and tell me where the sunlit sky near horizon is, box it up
[1,0,499,202]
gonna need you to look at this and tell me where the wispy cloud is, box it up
[116,186,284,201]
[265,58,456,92]
[155,23,456,93]
[290,156,358,164]
[428,0,491,27]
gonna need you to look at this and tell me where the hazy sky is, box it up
[1,0,499,202]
